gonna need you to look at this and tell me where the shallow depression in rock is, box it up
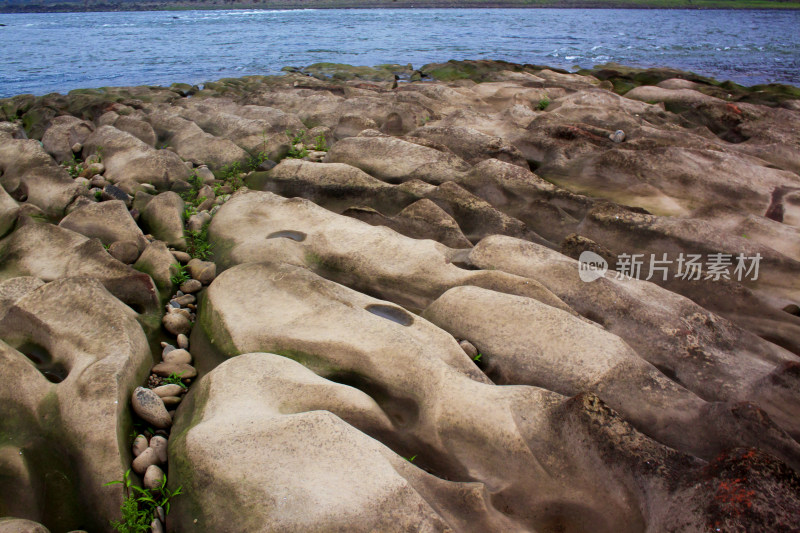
[16,341,68,383]
[364,304,414,326]
[266,230,307,242]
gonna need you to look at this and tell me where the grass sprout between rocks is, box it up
[170,263,190,286]
[104,469,182,533]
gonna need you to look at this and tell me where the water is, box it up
[0,8,798,98]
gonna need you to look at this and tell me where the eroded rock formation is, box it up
[0,59,799,531]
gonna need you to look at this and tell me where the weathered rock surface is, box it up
[58,199,147,251]
[82,125,190,189]
[2,60,800,532]
[0,277,151,531]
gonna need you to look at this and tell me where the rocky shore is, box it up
[0,59,799,532]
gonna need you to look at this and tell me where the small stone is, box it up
[168,300,181,309]
[71,142,83,153]
[102,184,131,206]
[177,333,189,349]
[131,387,172,429]
[161,395,182,408]
[162,313,191,336]
[180,279,202,293]
[174,294,196,307]
[162,343,176,356]
[74,176,90,187]
[156,506,165,523]
[150,435,168,463]
[256,159,276,171]
[458,340,478,359]
[132,447,161,475]
[184,160,194,169]
[150,518,165,533]
[151,362,197,379]
[152,384,185,397]
[196,197,215,213]
[195,166,215,184]
[132,434,148,457]
[609,129,626,143]
[143,464,165,490]
[90,175,108,189]
[187,258,216,285]
[108,240,140,264]
[163,348,192,365]
[171,250,191,263]
[167,306,191,318]
[187,212,211,231]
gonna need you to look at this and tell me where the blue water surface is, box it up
[0,8,798,97]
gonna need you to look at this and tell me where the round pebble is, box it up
[163,348,192,365]
[150,435,168,463]
[132,434,148,457]
[131,387,172,429]
[609,129,626,143]
[177,333,189,349]
[143,464,165,490]
[153,384,185,398]
[162,313,191,336]
[180,279,202,293]
[132,447,161,475]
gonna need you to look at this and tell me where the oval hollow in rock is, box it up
[266,230,307,242]
[365,304,414,326]
[17,341,68,383]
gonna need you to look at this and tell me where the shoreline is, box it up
[2,61,799,102]
[3,3,800,13]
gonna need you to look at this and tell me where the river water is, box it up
[0,8,798,97]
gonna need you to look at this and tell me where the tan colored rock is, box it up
[0,223,159,318]
[162,313,191,336]
[0,518,51,533]
[187,260,799,531]
[81,125,190,189]
[0,277,44,320]
[162,348,191,365]
[325,133,471,185]
[0,137,80,218]
[131,387,172,429]
[208,190,569,313]
[145,109,250,170]
[150,436,168,463]
[468,235,800,439]
[152,384,185,397]
[151,362,196,380]
[139,192,186,250]
[41,115,94,164]
[132,447,161,476]
[0,277,151,531]
[132,434,148,457]
[133,239,177,296]
[58,200,146,251]
[187,258,216,284]
[107,240,140,264]
[143,464,165,491]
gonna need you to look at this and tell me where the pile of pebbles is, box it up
[126,206,222,532]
